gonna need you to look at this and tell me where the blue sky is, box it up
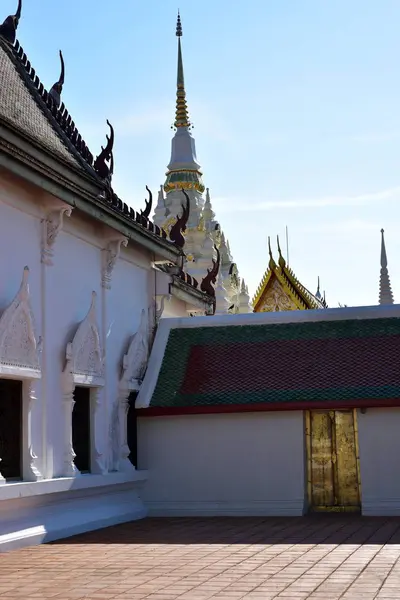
[8,0,400,306]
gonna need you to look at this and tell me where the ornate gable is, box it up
[120,309,149,392]
[257,273,298,312]
[0,267,41,378]
[253,239,324,313]
[64,291,104,387]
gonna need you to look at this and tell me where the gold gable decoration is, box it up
[253,237,325,313]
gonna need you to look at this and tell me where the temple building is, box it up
[0,2,215,551]
[2,2,400,555]
[153,14,252,315]
[253,237,327,312]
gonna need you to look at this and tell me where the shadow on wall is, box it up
[51,515,400,545]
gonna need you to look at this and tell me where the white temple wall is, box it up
[357,408,400,516]
[0,176,162,550]
[44,225,103,477]
[162,296,189,318]
[137,411,306,516]
[0,191,44,474]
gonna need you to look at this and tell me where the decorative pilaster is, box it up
[91,388,107,474]
[41,207,72,266]
[112,309,149,472]
[23,381,43,481]
[102,237,128,289]
[61,344,78,476]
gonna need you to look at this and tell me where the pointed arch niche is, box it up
[61,291,106,477]
[110,309,149,472]
[0,267,43,484]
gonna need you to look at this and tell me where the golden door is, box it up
[306,410,361,512]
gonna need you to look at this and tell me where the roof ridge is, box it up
[6,38,96,175]
[0,37,180,249]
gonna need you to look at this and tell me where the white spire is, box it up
[203,188,215,227]
[315,276,322,300]
[379,228,394,305]
[165,13,202,179]
[153,185,167,225]
[238,279,252,314]
[215,271,231,315]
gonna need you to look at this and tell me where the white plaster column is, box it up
[41,205,73,479]
[91,388,107,475]
[117,391,133,472]
[61,348,78,477]
[22,380,43,481]
[101,237,128,472]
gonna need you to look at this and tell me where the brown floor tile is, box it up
[2,516,400,599]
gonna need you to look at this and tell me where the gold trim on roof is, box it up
[253,245,323,312]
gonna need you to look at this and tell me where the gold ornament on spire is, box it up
[174,12,191,129]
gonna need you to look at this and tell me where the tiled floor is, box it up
[2,516,400,599]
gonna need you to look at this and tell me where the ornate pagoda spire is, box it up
[379,229,394,305]
[175,12,190,129]
[164,12,203,195]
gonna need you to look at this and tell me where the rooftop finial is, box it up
[174,11,190,129]
[94,120,115,182]
[49,50,65,108]
[176,10,182,36]
[379,228,394,305]
[276,235,286,268]
[268,236,276,270]
[315,276,322,300]
[0,0,22,44]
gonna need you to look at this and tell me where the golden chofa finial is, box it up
[276,235,286,269]
[268,237,276,270]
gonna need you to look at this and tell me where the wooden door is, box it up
[306,409,360,512]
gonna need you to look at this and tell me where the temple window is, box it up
[72,386,92,473]
[0,379,22,481]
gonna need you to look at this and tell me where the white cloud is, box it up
[212,186,400,213]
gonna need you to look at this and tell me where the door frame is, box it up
[305,408,362,512]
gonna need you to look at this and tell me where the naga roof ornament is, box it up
[94,120,114,181]
[0,0,22,44]
[49,50,65,108]
[141,186,153,220]
[201,245,221,298]
[169,190,190,248]
[276,235,286,269]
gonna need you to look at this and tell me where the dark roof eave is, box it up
[171,276,214,310]
[0,130,181,262]
[138,397,400,417]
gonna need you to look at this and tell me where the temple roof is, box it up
[253,238,325,311]
[137,311,400,413]
[0,6,190,261]
[0,39,86,171]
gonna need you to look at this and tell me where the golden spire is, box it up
[174,11,191,129]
